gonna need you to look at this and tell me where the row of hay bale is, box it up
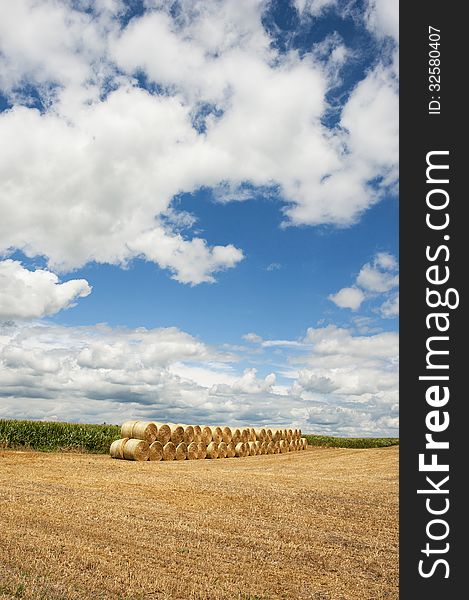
[110,420,308,461]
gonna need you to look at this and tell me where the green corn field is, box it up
[0,419,120,453]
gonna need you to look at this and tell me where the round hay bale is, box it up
[181,425,194,444]
[248,428,256,441]
[266,441,275,454]
[212,427,223,444]
[175,442,187,460]
[265,428,273,442]
[218,441,228,458]
[187,442,199,460]
[231,428,241,444]
[298,429,302,440]
[248,441,257,456]
[197,442,207,459]
[271,429,282,442]
[192,425,202,444]
[255,440,262,454]
[162,441,176,461]
[206,442,219,459]
[294,428,300,440]
[226,442,236,457]
[241,428,249,443]
[301,437,308,449]
[168,424,184,445]
[289,440,296,452]
[120,421,138,439]
[222,426,232,443]
[201,426,212,445]
[153,423,171,445]
[110,438,129,459]
[260,441,268,455]
[149,440,164,461]
[279,440,288,454]
[254,428,266,442]
[287,429,293,442]
[235,442,246,457]
[123,439,150,461]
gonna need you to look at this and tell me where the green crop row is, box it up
[304,435,399,449]
[0,419,120,453]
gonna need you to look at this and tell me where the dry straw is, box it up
[212,427,223,444]
[231,428,241,444]
[123,439,150,461]
[149,441,164,461]
[289,441,296,452]
[153,423,171,445]
[187,442,199,460]
[109,438,129,459]
[249,428,256,442]
[266,441,275,454]
[260,441,268,455]
[192,425,202,444]
[226,442,236,458]
[197,442,207,459]
[175,442,187,460]
[206,442,219,459]
[235,442,246,457]
[241,429,249,443]
[255,440,262,454]
[265,428,273,442]
[120,421,157,443]
[254,428,266,442]
[218,441,228,458]
[201,426,212,445]
[222,426,232,444]
[180,424,194,444]
[248,441,258,456]
[168,424,184,445]
[162,441,176,461]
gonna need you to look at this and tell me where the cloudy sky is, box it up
[0,0,398,436]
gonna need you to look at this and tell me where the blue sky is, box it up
[0,0,398,436]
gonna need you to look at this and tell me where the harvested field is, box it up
[0,446,398,600]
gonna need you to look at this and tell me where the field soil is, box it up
[0,447,398,600]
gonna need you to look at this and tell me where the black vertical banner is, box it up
[400,2,465,597]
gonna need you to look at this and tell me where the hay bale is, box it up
[271,429,282,442]
[231,428,241,444]
[254,428,266,442]
[235,442,246,457]
[260,441,268,455]
[266,441,275,454]
[109,438,129,459]
[241,428,249,443]
[212,427,223,444]
[121,421,157,443]
[301,437,308,449]
[186,442,198,460]
[289,440,297,452]
[255,440,262,454]
[287,429,293,442]
[298,429,302,440]
[149,440,163,461]
[153,423,171,445]
[249,428,256,441]
[192,425,202,444]
[206,442,219,459]
[226,442,236,457]
[265,428,273,442]
[120,421,138,439]
[162,441,176,461]
[222,426,232,443]
[248,441,257,456]
[123,439,150,461]
[168,424,184,445]
[197,442,207,459]
[175,442,187,460]
[200,426,212,444]
[279,440,289,454]
[181,425,194,444]
[218,441,228,458]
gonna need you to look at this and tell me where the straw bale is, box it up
[197,442,207,459]
[289,440,296,452]
[175,442,187,460]
[212,427,223,444]
[162,441,176,461]
[260,441,268,455]
[248,441,257,456]
[226,442,236,458]
[218,441,228,458]
[255,440,262,454]
[254,428,266,442]
[206,442,219,459]
[265,428,273,442]
[123,439,150,461]
[266,441,275,454]
[222,426,232,443]
[249,428,256,442]
[168,423,184,445]
[241,428,249,443]
[109,438,128,459]
[121,421,157,443]
[153,423,171,445]
[186,442,198,460]
[181,425,194,444]
[201,426,212,444]
[192,425,202,444]
[231,428,241,444]
[149,440,163,461]
[235,442,246,457]
[280,439,289,454]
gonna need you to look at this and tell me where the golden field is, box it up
[0,446,398,600]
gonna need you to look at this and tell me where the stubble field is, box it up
[0,446,398,600]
